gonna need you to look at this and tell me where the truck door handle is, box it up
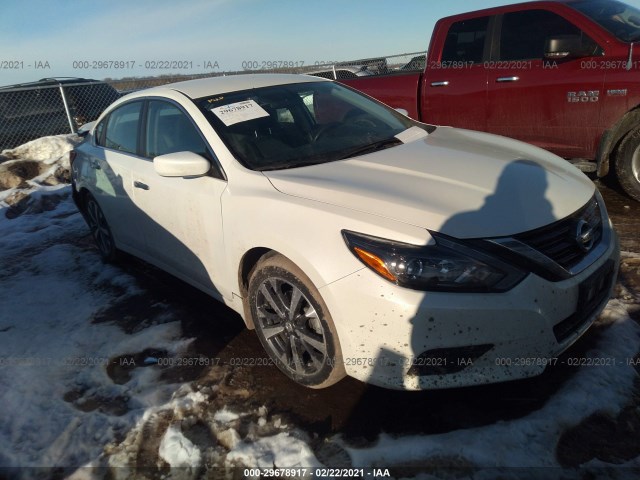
[133,181,149,190]
[496,76,520,83]
[430,81,450,87]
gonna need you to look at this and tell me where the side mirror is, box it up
[544,35,585,59]
[153,151,210,178]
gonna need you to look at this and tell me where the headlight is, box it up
[342,230,527,292]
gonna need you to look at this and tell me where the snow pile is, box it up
[159,425,202,469]
[227,432,321,469]
[213,407,240,424]
[1,134,79,162]
[0,134,80,215]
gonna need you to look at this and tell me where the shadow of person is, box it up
[356,159,556,396]
[440,159,555,239]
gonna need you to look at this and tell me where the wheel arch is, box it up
[237,247,336,331]
[237,247,277,329]
[597,105,640,177]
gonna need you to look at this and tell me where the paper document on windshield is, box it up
[394,126,429,144]
[211,100,270,126]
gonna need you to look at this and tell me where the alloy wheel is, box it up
[255,277,328,377]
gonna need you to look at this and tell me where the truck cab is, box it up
[342,0,640,201]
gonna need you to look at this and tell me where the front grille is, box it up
[514,196,602,270]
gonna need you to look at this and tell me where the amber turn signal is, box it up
[353,247,397,282]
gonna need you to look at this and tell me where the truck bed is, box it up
[340,71,422,120]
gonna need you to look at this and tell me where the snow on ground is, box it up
[0,190,189,470]
[0,137,191,473]
[1,136,639,478]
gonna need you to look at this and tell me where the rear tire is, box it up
[83,192,118,263]
[614,126,640,202]
[247,253,346,388]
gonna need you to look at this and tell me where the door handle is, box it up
[133,181,149,190]
[496,76,520,83]
[430,81,450,87]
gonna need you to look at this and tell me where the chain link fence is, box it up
[0,79,120,152]
[0,52,425,152]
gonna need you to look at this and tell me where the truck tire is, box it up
[615,126,640,202]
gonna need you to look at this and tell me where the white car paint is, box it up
[72,74,619,390]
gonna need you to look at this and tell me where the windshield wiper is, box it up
[339,137,403,160]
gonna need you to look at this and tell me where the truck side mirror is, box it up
[544,35,585,59]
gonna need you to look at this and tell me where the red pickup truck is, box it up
[341,0,640,201]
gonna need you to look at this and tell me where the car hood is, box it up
[263,127,595,239]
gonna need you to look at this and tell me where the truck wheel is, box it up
[247,253,346,388]
[615,126,640,202]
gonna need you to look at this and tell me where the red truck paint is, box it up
[341,0,640,201]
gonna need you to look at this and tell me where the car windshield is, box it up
[197,81,420,171]
[572,0,640,42]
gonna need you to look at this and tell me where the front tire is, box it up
[248,254,346,388]
[83,192,118,262]
[615,126,640,202]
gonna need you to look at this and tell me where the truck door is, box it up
[422,16,491,130]
[486,9,605,160]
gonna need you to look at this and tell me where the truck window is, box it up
[500,10,599,60]
[441,16,490,63]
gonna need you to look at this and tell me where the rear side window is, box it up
[103,101,142,154]
[500,10,600,60]
[441,16,490,63]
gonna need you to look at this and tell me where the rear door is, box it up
[422,15,492,129]
[486,9,606,159]
[88,101,145,251]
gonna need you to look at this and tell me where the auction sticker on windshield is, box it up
[211,100,269,126]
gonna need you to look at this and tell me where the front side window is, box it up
[500,10,600,60]
[145,101,208,158]
[572,0,640,42]
[103,101,142,154]
[441,16,490,63]
[197,81,420,171]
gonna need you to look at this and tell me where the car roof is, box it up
[137,73,329,100]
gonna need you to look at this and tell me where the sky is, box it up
[0,0,509,84]
[1,0,640,85]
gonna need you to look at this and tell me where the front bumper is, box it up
[320,229,620,390]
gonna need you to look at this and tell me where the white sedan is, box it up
[71,74,619,390]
